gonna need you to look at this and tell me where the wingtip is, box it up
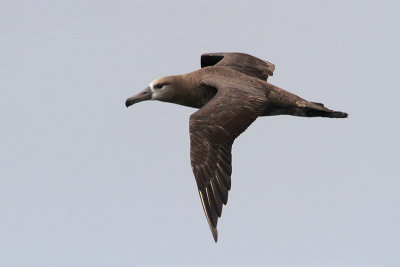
[199,190,220,243]
[211,227,218,243]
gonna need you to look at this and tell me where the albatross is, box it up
[125,52,348,242]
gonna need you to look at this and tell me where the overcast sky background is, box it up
[1,1,399,266]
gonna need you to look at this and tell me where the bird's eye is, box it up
[154,83,169,89]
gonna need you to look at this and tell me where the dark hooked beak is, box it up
[125,86,152,107]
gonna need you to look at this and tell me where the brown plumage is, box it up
[125,52,348,242]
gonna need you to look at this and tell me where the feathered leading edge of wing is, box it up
[200,52,275,81]
[189,77,267,242]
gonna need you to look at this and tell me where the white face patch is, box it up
[149,81,155,92]
[148,78,173,100]
[149,80,157,99]
[149,79,162,100]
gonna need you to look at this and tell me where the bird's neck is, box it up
[168,72,217,109]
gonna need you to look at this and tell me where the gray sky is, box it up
[1,0,399,266]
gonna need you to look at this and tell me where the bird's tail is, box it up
[260,83,348,118]
[303,102,348,118]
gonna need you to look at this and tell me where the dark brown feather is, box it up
[189,77,267,242]
[201,52,275,81]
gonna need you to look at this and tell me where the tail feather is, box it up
[262,83,348,118]
[310,102,325,107]
[304,104,348,118]
[328,111,348,118]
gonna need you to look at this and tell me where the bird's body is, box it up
[125,52,348,242]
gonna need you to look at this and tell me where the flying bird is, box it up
[125,52,348,242]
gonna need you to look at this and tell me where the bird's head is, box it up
[125,76,176,107]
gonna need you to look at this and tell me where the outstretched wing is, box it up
[189,77,267,242]
[200,52,275,81]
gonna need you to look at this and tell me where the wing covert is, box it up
[201,52,275,81]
